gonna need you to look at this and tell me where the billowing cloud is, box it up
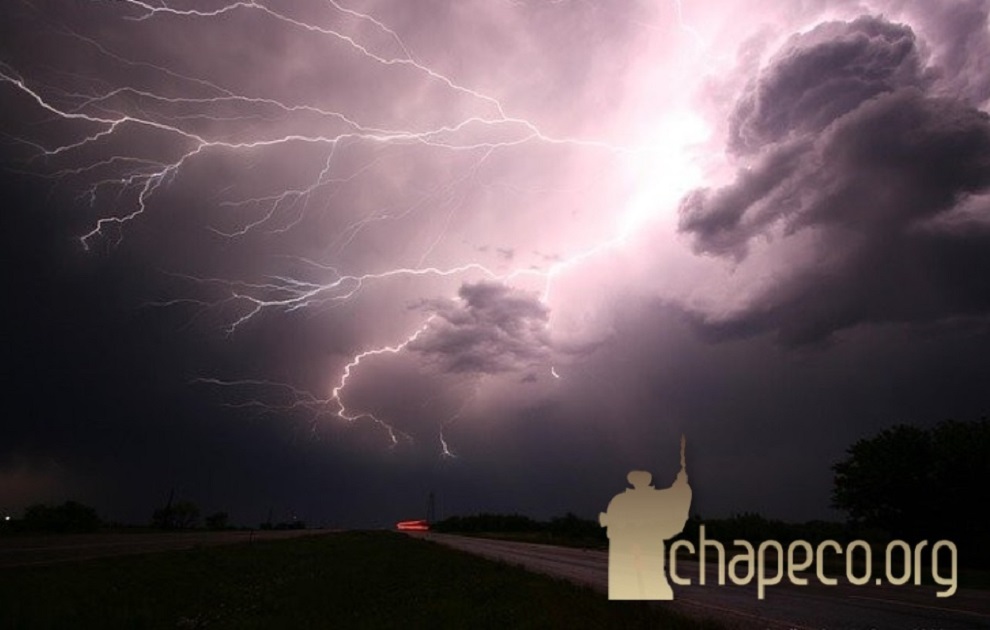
[408,281,552,374]
[728,16,928,155]
[678,14,990,343]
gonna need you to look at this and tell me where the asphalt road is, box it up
[422,533,990,630]
[0,530,328,568]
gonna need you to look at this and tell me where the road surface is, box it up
[421,533,990,629]
[0,530,329,568]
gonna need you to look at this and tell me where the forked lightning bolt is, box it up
[1,0,702,453]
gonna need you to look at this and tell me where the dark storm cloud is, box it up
[728,16,928,155]
[676,139,810,258]
[679,14,990,343]
[408,281,552,374]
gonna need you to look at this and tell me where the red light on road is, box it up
[396,519,429,531]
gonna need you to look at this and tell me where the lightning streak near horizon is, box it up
[0,0,705,453]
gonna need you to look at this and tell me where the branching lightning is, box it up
[1,0,706,454]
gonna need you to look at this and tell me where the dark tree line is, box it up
[438,512,605,542]
[152,499,234,531]
[13,501,102,533]
[0,499,236,534]
[434,513,543,534]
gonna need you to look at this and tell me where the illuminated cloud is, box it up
[409,282,552,374]
[678,14,990,343]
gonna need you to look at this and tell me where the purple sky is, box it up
[2,0,989,527]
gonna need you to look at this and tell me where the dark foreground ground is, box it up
[0,529,321,568]
[0,531,718,629]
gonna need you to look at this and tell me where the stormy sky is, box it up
[2,0,989,528]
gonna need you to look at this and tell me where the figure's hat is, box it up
[627,470,652,488]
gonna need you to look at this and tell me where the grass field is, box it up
[0,531,721,629]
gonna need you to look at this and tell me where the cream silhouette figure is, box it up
[599,435,692,600]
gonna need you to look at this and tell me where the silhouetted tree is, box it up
[152,499,200,530]
[152,506,174,530]
[833,419,989,566]
[172,501,199,529]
